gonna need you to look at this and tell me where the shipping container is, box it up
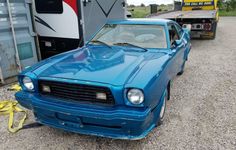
[0,0,38,84]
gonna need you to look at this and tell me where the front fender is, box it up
[125,54,171,109]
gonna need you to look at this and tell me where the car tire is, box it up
[211,22,217,40]
[177,61,186,76]
[157,89,168,126]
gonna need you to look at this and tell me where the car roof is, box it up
[107,18,173,25]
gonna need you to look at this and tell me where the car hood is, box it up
[32,45,167,86]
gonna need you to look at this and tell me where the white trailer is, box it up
[32,0,127,59]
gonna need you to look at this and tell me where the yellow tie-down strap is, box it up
[0,100,27,133]
[0,84,26,133]
[7,84,22,92]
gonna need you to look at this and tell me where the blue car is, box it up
[16,19,191,140]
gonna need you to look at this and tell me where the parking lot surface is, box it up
[0,17,236,150]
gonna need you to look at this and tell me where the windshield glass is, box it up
[90,24,167,49]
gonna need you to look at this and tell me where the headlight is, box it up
[22,76,34,91]
[127,89,144,105]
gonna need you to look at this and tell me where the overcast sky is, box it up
[127,0,174,5]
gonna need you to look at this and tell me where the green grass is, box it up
[219,10,236,16]
[128,6,150,18]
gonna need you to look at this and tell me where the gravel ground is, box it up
[0,17,236,150]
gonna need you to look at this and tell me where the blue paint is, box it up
[15,19,191,140]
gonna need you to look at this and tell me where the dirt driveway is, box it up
[0,17,236,150]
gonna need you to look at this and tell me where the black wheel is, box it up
[167,81,171,100]
[157,89,168,126]
[211,22,217,40]
[177,61,186,76]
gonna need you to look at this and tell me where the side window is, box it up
[35,0,63,14]
[175,24,183,38]
[168,24,180,46]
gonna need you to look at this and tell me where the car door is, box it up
[174,23,187,71]
[168,23,185,76]
[179,25,191,61]
[175,23,190,62]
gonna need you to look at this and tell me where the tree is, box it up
[230,0,236,10]
[217,0,224,10]
[129,4,135,7]
[140,3,145,7]
[160,4,165,7]
[225,0,236,11]
[226,1,230,11]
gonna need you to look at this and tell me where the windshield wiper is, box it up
[113,42,148,52]
[89,40,112,49]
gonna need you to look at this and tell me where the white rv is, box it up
[33,0,126,59]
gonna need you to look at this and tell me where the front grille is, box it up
[38,80,115,105]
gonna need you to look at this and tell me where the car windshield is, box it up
[90,24,167,49]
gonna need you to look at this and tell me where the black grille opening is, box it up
[38,80,115,105]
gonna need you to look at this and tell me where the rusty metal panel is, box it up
[0,0,38,84]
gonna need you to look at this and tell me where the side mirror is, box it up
[183,27,191,34]
[173,40,182,47]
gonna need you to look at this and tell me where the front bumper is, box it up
[16,91,161,140]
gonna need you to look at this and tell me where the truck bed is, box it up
[149,10,218,19]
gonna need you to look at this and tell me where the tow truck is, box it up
[149,0,219,39]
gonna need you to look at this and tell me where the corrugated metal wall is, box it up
[0,0,38,84]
